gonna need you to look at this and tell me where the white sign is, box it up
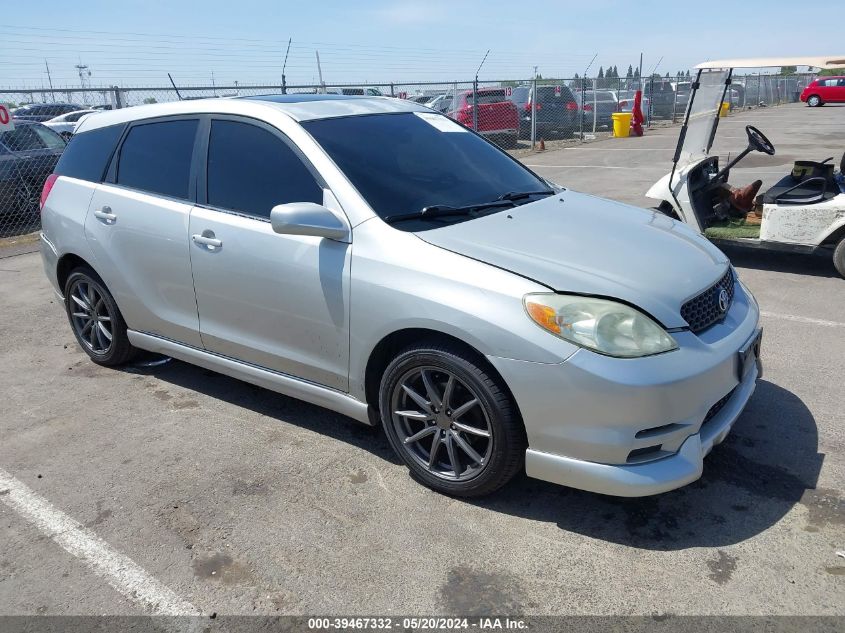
[554,85,561,96]
[0,104,13,131]
[505,86,513,97]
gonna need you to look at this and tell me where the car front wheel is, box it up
[807,95,822,107]
[379,341,526,497]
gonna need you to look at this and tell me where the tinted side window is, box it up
[117,120,198,199]
[206,120,322,218]
[55,124,124,182]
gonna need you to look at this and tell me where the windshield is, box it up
[676,68,730,165]
[302,112,549,230]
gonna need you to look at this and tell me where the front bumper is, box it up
[487,282,761,497]
[523,361,757,496]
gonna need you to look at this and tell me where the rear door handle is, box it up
[93,206,116,222]
[192,233,223,248]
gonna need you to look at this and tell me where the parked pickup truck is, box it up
[433,88,519,148]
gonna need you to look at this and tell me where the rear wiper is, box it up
[496,189,555,201]
[383,200,515,224]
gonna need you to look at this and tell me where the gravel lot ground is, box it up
[0,102,843,620]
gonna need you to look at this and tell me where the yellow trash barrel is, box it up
[719,102,730,117]
[612,112,632,138]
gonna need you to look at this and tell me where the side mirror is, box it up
[270,202,351,242]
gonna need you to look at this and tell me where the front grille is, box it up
[681,268,735,333]
[701,388,736,428]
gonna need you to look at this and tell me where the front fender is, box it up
[347,220,579,401]
[646,171,674,205]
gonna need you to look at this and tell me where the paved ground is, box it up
[0,103,843,619]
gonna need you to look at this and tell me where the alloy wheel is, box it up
[69,279,114,354]
[390,366,493,481]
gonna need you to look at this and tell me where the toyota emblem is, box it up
[718,288,730,313]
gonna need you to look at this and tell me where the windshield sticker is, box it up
[414,111,468,133]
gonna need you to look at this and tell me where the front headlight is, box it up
[524,293,678,358]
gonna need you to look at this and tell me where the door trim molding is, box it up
[127,330,373,425]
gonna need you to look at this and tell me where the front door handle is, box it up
[93,206,116,223]
[192,232,223,249]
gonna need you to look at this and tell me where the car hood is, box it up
[415,190,728,328]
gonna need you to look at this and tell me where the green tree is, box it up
[143,97,158,104]
[626,64,633,78]
[779,65,797,75]
[818,67,845,76]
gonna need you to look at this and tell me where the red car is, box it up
[800,76,845,107]
[434,88,519,147]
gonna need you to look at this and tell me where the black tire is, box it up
[807,95,822,107]
[64,267,137,366]
[833,237,845,280]
[378,340,525,497]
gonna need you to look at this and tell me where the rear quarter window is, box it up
[55,124,125,182]
[116,119,198,199]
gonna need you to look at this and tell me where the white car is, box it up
[43,110,97,139]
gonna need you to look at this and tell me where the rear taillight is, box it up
[583,104,593,112]
[456,106,472,125]
[565,101,578,111]
[40,173,58,212]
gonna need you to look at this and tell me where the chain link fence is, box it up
[0,73,816,238]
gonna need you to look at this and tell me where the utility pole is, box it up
[315,51,325,93]
[281,38,292,94]
[75,62,91,104]
[45,60,55,101]
[211,70,217,96]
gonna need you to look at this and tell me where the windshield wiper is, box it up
[383,200,515,224]
[496,189,555,201]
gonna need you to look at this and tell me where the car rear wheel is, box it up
[807,95,822,107]
[64,267,137,366]
[379,341,525,497]
[833,237,845,279]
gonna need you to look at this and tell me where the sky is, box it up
[1,0,841,89]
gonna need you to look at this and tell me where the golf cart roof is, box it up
[695,55,845,70]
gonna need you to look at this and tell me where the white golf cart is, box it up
[646,55,845,278]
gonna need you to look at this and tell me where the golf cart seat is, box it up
[762,152,843,205]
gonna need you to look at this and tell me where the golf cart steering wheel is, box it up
[746,125,775,155]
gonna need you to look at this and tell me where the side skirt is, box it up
[127,331,373,425]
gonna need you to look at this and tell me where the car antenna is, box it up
[167,73,183,101]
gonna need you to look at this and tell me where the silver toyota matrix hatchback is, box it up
[40,95,762,497]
